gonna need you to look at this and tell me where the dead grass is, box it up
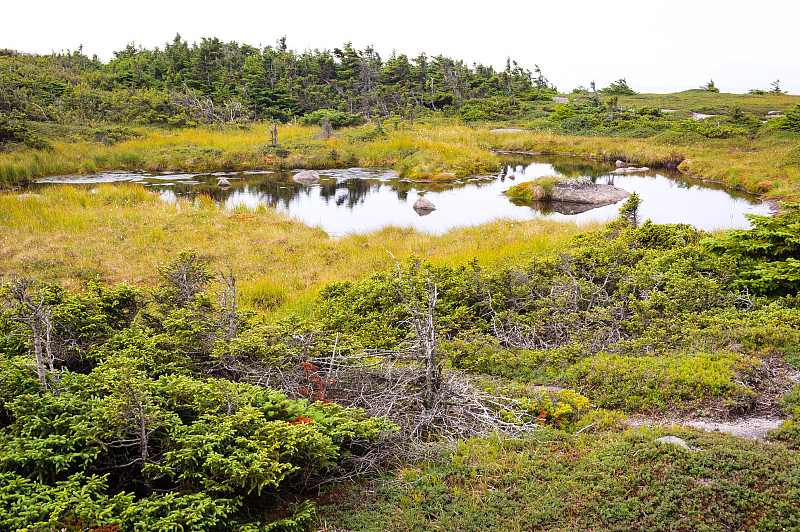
[0,184,594,312]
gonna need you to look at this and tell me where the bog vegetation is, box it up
[2,36,800,531]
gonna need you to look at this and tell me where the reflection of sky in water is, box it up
[32,159,772,237]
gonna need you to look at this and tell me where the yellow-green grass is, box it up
[0,123,499,187]
[0,184,595,312]
[4,118,799,201]
[615,89,800,116]
[480,129,800,200]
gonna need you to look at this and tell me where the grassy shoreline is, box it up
[0,184,595,311]
[3,119,798,203]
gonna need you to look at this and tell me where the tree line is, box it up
[0,34,556,128]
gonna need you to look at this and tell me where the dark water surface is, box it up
[32,155,771,236]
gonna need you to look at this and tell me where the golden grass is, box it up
[479,129,800,200]
[0,184,595,312]
[0,123,499,187]
[3,119,799,202]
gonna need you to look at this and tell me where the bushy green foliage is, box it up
[314,260,485,354]
[305,220,796,414]
[0,256,394,531]
[601,78,637,96]
[704,202,800,295]
[0,39,546,128]
[566,351,758,411]
[771,103,800,132]
[768,383,800,449]
[458,97,520,122]
[0,110,50,150]
[301,109,365,129]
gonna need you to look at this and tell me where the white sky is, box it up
[5,0,799,94]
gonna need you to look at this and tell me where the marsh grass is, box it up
[482,128,800,199]
[4,117,800,201]
[0,123,499,188]
[0,184,593,310]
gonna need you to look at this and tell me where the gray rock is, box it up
[293,170,320,185]
[615,160,630,168]
[611,166,649,174]
[552,96,569,104]
[217,177,231,188]
[548,178,630,206]
[413,197,436,213]
[656,436,692,450]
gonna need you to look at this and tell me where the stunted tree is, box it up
[1,277,57,391]
[602,78,636,96]
[701,79,720,93]
[155,250,214,308]
[388,254,441,409]
[618,191,643,228]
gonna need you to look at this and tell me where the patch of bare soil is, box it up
[682,417,784,441]
[631,360,799,442]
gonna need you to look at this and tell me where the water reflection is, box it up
[31,156,771,236]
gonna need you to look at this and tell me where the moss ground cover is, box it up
[320,428,800,531]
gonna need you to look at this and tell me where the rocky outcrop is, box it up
[506,178,630,212]
[293,170,320,185]
[413,197,436,215]
[552,96,569,104]
[547,179,630,205]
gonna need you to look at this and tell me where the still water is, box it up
[33,155,771,236]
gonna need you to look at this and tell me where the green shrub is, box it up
[565,351,759,411]
[301,109,365,129]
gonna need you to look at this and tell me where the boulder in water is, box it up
[548,178,630,205]
[293,170,320,185]
[413,197,436,214]
[217,177,231,188]
[611,166,649,174]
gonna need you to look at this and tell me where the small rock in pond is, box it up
[293,170,320,185]
[615,160,629,168]
[217,177,231,188]
[611,166,649,174]
[413,197,436,214]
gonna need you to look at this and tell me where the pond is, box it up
[32,155,771,236]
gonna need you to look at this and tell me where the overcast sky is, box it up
[5,0,799,94]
